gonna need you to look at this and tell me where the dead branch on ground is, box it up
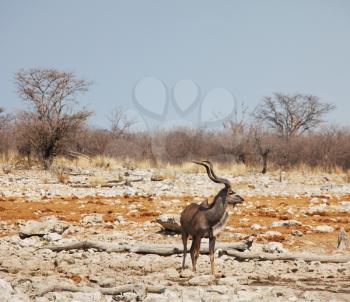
[39,240,252,255]
[219,250,350,263]
[37,284,165,297]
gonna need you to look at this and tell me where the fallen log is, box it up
[219,250,350,263]
[37,284,165,297]
[39,239,252,255]
[38,240,350,263]
[38,241,129,253]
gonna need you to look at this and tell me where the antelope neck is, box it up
[206,188,228,225]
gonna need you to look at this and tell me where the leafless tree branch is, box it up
[15,68,92,169]
[253,93,335,139]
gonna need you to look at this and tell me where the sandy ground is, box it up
[0,166,349,301]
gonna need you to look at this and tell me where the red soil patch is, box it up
[0,194,349,251]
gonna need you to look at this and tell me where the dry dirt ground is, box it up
[0,166,349,301]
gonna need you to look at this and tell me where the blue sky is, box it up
[0,0,349,128]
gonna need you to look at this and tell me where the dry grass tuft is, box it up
[51,166,70,184]
[2,152,349,183]
[92,157,112,169]
[88,174,109,186]
[1,164,12,174]
[345,170,350,183]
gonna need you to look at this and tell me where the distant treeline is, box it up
[1,120,350,172]
[1,67,349,172]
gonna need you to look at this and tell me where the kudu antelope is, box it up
[180,161,244,274]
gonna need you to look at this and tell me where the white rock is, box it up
[307,204,327,214]
[123,187,136,195]
[217,277,240,286]
[309,197,321,204]
[271,220,302,228]
[18,236,41,247]
[188,274,215,286]
[226,232,249,240]
[44,232,62,242]
[115,215,125,224]
[331,201,350,212]
[0,279,13,301]
[163,267,179,279]
[250,224,262,230]
[19,216,67,238]
[286,207,295,215]
[81,214,103,224]
[71,292,103,302]
[313,225,334,233]
[239,218,250,223]
[262,231,282,238]
[10,292,31,302]
[180,269,195,278]
[98,277,115,288]
[143,294,168,302]
[340,201,350,210]
[291,230,303,237]
[262,242,287,253]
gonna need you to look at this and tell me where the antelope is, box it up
[180,161,244,275]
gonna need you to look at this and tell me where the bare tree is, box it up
[253,128,271,174]
[0,107,10,130]
[253,93,335,139]
[0,108,13,161]
[15,68,92,169]
[165,130,192,163]
[14,113,33,166]
[223,101,250,163]
[108,107,137,139]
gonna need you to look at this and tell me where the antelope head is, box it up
[194,160,244,206]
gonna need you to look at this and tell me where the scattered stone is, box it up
[81,214,103,224]
[260,231,284,241]
[180,269,195,278]
[239,218,250,223]
[225,232,250,240]
[114,215,125,225]
[155,214,181,232]
[43,232,62,242]
[291,230,303,237]
[1,167,350,301]
[151,174,165,181]
[271,220,302,228]
[19,216,67,239]
[71,292,102,302]
[262,242,287,253]
[188,274,215,286]
[217,277,239,286]
[98,277,115,288]
[313,225,334,233]
[164,267,179,279]
[251,224,262,230]
[309,197,321,204]
[332,201,350,212]
[307,204,327,214]
[0,279,13,300]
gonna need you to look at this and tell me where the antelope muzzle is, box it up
[228,194,244,205]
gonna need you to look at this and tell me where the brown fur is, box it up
[180,161,244,274]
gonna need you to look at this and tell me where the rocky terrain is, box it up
[0,165,349,301]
